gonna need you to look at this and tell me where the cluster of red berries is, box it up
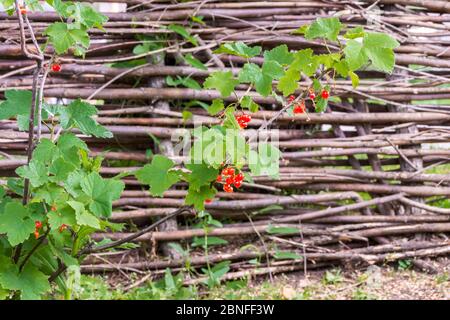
[235,114,251,129]
[51,64,61,72]
[309,89,330,100]
[288,95,305,114]
[34,221,43,239]
[216,167,244,193]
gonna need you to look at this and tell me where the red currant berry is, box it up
[223,184,233,193]
[51,64,61,72]
[309,93,316,100]
[233,180,242,188]
[59,224,67,233]
[321,90,329,99]
[293,103,305,114]
[34,231,39,239]
[35,221,42,229]
[288,95,295,103]
[241,114,251,123]
[234,173,244,182]
[51,205,57,211]
[204,199,213,204]
[225,177,234,185]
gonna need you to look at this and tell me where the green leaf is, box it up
[0,202,35,246]
[214,41,261,58]
[135,155,180,197]
[0,90,31,122]
[262,60,284,80]
[16,160,48,188]
[186,163,218,191]
[168,24,198,46]
[192,236,228,248]
[349,71,360,88]
[363,32,400,50]
[264,45,294,66]
[203,71,239,97]
[292,25,308,35]
[59,99,112,138]
[166,75,201,90]
[44,22,89,55]
[184,53,207,70]
[315,97,328,113]
[277,67,300,96]
[241,96,259,113]
[238,63,260,83]
[305,17,342,41]
[365,47,396,73]
[80,172,124,217]
[185,185,216,211]
[68,200,100,229]
[207,99,225,116]
[344,26,365,39]
[343,39,368,71]
[47,206,77,230]
[32,139,57,164]
[75,3,108,29]
[0,258,50,300]
[344,32,399,74]
[291,49,319,77]
[49,157,77,182]
[273,251,302,260]
[266,225,299,235]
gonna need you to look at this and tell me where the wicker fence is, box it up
[1,0,450,279]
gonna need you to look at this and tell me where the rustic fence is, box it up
[1,0,450,280]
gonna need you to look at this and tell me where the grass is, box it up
[71,264,449,300]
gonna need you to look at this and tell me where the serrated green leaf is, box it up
[292,49,319,77]
[344,26,365,39]
[59,99,112,138]
[214,41,261,58]
[264,45,294,66]
[16,160,48,188]
[32,139,57,165]
[80,172,124,217]
[49,158,77,182]
[0,202,35,246]
[305,17,342,41]
[344,39,368,71]
[0,259,50,300]
[277,67,300,96]
[241,96,259,113]
[204,71,239,97]
[44,22,89,55]
[207,99,225,116]
[68,200,100,229]
[185,185,216,211]
[47,206,77,230]
[0,89,31,121]
[365,47,396,73]
[186,163,219,191]
[363,32,400,49]
[184,53,207,70]
[168,24,198,46]
[135,155,180,197]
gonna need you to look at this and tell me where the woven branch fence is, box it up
[1,0,450,280]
